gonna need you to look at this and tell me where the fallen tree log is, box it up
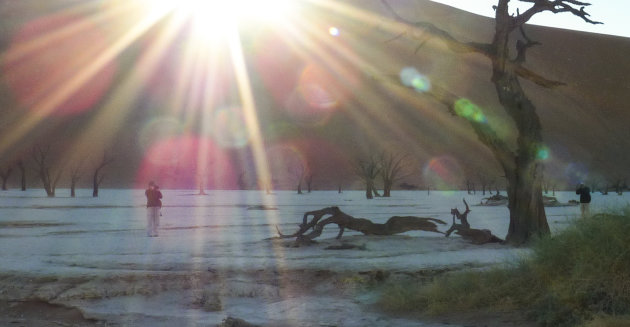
[445,199,504,244]
[275,206,446,246]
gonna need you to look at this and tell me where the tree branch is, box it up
[515,0,602,27]
[380,0,493,57]
[382,1,566,88]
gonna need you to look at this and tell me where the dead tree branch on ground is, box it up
[275,206,446,246]
[445,199,503,244]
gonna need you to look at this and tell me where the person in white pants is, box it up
[145,181,162,237]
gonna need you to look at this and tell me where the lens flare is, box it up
[536,145,550,160]
[138,117,184,152]
[454,98,487,123]
[137,134,237,189]
[298,64,340,110]
[1,12,117,116]
[329,26,340,36]
[400,67,431,93]
[265,144,308,189]
[423,156,464,191]
[281,63,345,126]
[211,107,251,148]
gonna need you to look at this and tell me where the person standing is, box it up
[576,183,591,218]
[145,181,162,237]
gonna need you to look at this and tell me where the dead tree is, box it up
[306,173,314,193]
[289,162,306,194]
[465,179,476,195]
[237,172,248,190]
[354,155,381,199]
[69,164,83,197]
[477,173,492,196]
[380,152,409,197]
[445,199,503,244]
[383,0,601,244]
[614,179,625,195]
[0,165,12,190]
[275,206,446,246]
[197,171,208,195]
[92,151,114,197]
[17,160,26,191]
[33,145,63,197]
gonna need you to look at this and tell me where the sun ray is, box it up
[64,7,189,164]
[0,1,173,156]
[225,27,277,225]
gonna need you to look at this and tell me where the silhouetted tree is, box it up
[238,172,248,190]
[92,151,114,197]
[33,145,63,197]
[466,179,476,195]
[477,173,493,196]
[69,164,83,197]
[0,165,12,190]
[306,173,314,193]
[289,161,306,195]
[354,155,381,199]
[379,152,409,197]
[383,0,601,244]
[197,171,208,195]
[17,160,26,191]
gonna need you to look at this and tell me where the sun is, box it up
[145,0,296,28]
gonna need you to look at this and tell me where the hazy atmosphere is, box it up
[1,0,629,191]
[1,0,630,326]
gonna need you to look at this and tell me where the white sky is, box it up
[431,0,629,38]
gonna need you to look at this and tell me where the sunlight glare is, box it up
[145,0,295,25]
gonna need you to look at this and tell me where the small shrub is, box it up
[580,315,630,327]
[377,211,630,326]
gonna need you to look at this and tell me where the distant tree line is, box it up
[0,144,113,198]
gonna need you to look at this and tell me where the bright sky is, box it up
[431,0,630,38]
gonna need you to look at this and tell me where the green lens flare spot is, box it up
[536,146,550,160]
[455,98,486,123]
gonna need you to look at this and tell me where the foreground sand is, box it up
[0,300,104,326]
[0,299,538,327]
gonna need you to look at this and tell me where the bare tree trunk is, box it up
[382,182,392,197]
[0,166,11,190]
[505,160,549,244]
[92,152,114,197]
[365,180,374,199]
[17,160,26,191]
[372,185,381,197]
[354,155,381,200]
[33,145,62,197]
[198,178,207,195]
[92,171,99,197]
[490,3,550,244]
[70,165,82,198]
[380,152,408,198]
[237,172,247,190]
